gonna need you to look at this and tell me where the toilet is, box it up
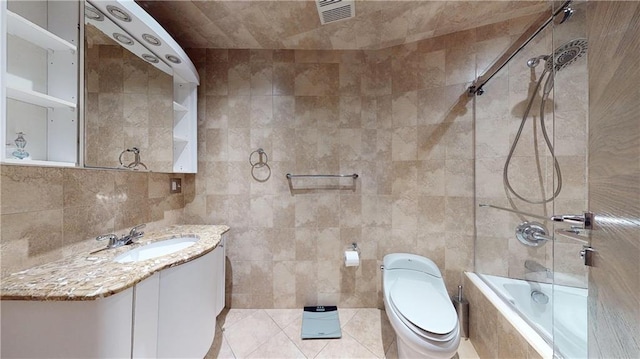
[382,253,461,359]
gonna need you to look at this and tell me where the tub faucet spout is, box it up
[524,260,552,279]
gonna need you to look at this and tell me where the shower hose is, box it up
[503,68,562,204]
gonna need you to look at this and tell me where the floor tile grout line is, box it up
[287,329,330,359]
[223,310,283,359]
[241,327,290,359]
[219,309,260,331]
[338,308,360,329]
[328,332,384,359]
[221,332,239,359]
[348,333,387,359]
[264,309,303,330]
[312,331,383,359]
[383,337,396,357]
[342,309,393,358]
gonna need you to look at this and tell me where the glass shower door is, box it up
[473,2,590,357]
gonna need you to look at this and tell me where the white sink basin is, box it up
[114,236,199,263]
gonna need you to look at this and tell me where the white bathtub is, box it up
[466,272,587,359]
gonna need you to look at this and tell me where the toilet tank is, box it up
[383,253,442,278]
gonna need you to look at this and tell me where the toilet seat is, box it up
[388,275,458,341]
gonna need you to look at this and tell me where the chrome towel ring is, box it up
[119,147,148,170]
[249,148,271,182]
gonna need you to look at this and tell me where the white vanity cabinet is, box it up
[1,288,135,358]
[1,239,227,358]
[1,1,80,166]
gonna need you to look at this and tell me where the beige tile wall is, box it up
[0,165,192,276]
[183,15,540,309]
[464,275,543,359]
[84,40,174,172]
[474,5,589,287]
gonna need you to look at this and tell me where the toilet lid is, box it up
[389,276,457,335]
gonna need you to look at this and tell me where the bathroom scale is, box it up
[300,306,342,339]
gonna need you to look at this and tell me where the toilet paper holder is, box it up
[344,243,361,267]
[349,243,359,253]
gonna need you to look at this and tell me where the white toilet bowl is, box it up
[382,253,461,359]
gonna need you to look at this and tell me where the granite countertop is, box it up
[0,225,230,301]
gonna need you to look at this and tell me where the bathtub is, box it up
[466,272,587,359]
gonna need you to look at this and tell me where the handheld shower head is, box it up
[526,39,587,72]
[546,38,588,72]
[526,55,549,68]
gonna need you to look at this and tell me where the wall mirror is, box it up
[84,3,174,172]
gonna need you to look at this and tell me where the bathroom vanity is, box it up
[0,225,229,358]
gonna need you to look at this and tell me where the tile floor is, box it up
[205,308,480,359]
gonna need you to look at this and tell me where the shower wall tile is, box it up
[475,36,513,76]
[391,127,418,161]
[476,20,511,43]
[1,166,63,214]
[204,96,228,129]
[190,23,518,309]
[445,45,477,86]
[228,96,252,128]
[475,236,510,276]
[294,64,339,96]
[0,209,64,275]
[0,166,188,276]
[444,159,475,197]
[391,91,418,127]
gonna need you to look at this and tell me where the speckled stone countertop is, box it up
[0,225,229,301]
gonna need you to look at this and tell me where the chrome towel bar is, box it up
[286,173,358,179]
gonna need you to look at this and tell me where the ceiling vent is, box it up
[316,0,355,25]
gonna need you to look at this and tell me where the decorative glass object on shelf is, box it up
[12,132,30,159]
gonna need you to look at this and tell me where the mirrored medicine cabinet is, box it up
[1,0,199,173]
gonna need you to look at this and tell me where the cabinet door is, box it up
[157,251,217,358]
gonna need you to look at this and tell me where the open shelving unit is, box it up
[172,80,197,173]
[1,2,79,167]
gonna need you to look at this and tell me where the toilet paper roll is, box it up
[344,250,360,267]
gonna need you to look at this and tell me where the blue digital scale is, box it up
[300,306,342,339]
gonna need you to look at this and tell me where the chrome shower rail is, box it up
[469,0,572,95]
[286,173,359,179]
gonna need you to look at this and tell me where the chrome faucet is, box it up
[123,224,145,245]
[96,233,120,248]
[94,224,146,250]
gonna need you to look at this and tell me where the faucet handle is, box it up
[96,234,117,242]
[96,234,119,248]
[129,223,146,236]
